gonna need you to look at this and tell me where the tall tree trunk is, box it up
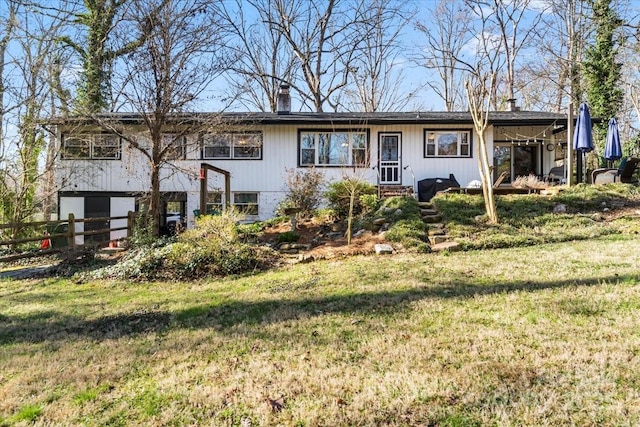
[150,162,161,237]
[466,73,498,224]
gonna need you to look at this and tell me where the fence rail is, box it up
[0,212,136,263]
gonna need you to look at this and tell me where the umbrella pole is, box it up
[566,103,573,186]
[576,151,583,184]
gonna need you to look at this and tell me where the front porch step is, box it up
[378,185,414,198]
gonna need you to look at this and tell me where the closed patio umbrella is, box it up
[604,118,622,167]
[573,103,594,182]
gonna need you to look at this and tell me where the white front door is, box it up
[379,133,401,184]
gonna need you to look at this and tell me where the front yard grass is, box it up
[2,235,640,426]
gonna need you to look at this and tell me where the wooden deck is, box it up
[439,185,566,196]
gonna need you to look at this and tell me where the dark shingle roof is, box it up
[52,110,570,127]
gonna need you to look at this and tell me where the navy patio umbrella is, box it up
[574,103,594,153]
[604,118,622,166]
[573,103,594,182]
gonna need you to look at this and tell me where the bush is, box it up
[88,211,280,280]
[276,231,300,243]
[385,218,430,252]
[166,213,276,278]
[359,193,379,215]
[277,168,325,217]
[325,179,377,219]
[129,213,159,248]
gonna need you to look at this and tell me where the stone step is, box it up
[430,241,461,253]
[420,208,438,216]
[417,201,433,209]
[428,228,446,236]
[374,243,394,255]
[429,235,450,245]
[422,214,442,223]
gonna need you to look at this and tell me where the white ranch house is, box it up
[53,107,570,243]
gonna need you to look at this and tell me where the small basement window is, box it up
[233,192,259,216]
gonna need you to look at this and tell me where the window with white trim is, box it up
[62,134,121,160]
[162,134,186,160]
[424,130,472,157]
[202,132,262,159]
[233,192,259,216]
[299,130,368,166]
[206,192,224,215]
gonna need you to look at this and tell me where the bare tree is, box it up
[268,0,371,112]
[524,0,590,112]
[338,0,415,112]
[0,0,17,149]
[415,0,473,111]
[98,0,226,236]
[0,0,68,233]
[484,0,545,107]
[0,0,17,227]
[217,0,297,112]
[45,0,167,113]
[462,1,508,109]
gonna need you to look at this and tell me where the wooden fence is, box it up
[0,212,137,263]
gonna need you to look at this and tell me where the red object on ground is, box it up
[40,233,51,250]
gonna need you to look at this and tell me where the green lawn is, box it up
[1,235,640,426]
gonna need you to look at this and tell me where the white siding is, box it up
[59,197,84,246]
[368,124,482,188]
[110,197,135,240]
[55,122,499,222]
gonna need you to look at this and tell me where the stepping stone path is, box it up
[418,201,460,252]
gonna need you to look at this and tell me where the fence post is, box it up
[127,211,135,238]
[68,213,76,249]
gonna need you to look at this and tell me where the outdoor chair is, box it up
[591,157,640,184]
[544,166,565,185]
[493,171,508,188]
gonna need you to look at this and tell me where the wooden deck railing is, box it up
[0,212,137,263]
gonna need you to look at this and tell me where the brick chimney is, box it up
[277,84,291,115]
